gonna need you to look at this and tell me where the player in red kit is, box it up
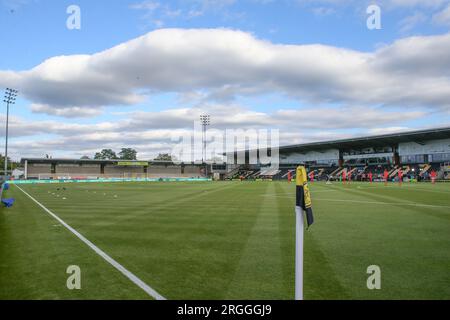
[431,170,437,184]
[342,170,347,185]
[384,169,389,186]
[368,171,373,183]
[398,168,403,186]
[310,171,314,183]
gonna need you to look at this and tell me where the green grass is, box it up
[1,181,449,300]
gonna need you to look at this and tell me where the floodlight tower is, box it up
[3,88,18,178]
[200,114,210,163]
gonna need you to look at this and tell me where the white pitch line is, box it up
[15,184,166,300]
[264,190,338,198]
[314,198,450,209]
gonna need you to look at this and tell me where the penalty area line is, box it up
[15,184,166,300]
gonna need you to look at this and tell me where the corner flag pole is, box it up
[295,166,314,301]
[295,196,304,300]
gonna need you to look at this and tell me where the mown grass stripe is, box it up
[14,184,166,300]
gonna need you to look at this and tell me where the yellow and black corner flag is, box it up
[296,166,314,228]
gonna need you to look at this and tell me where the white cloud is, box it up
[191,0,236,15]
[311,6,336,16]
[1,29,450,118]
[131,0,237,26]
[383,0,449,9]
[368,127,410,135]
[130,0,160,11]
[432,4,450,26]
[30,104,103,118]
[1,0,34,10]
[250,0,274,4]
[297,0,449,8]
[398,12,428,32]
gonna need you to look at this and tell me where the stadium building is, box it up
[225,127,450,181]
[19,127,450,182]
[20,159,207,180]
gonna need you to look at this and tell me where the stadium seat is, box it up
[2,198,15,208]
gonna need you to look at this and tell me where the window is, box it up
[430,153,450,162]
[401,155,425,164]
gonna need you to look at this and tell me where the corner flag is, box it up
[295,166,314,300]
[296,166,314,228]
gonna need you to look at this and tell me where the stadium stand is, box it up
[220,127,450,182]
[21,159,207,181]
[258,168,281,179]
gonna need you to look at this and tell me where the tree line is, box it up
[81,149,173,161]
[80,148,138,160]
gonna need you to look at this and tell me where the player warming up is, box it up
[431,170,437,184]
[384,169,389,186]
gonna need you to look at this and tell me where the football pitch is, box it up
[0,181,449,300]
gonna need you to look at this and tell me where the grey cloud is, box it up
[1,104,427,138]
[2,104,431,160]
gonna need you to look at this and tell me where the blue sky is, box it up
[0,0,449,160]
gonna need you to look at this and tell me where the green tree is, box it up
[80,155,90,160]
[118,148,137,160]
[154,153,172,161]
[94,149,118,160]
[0,154,19,173]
